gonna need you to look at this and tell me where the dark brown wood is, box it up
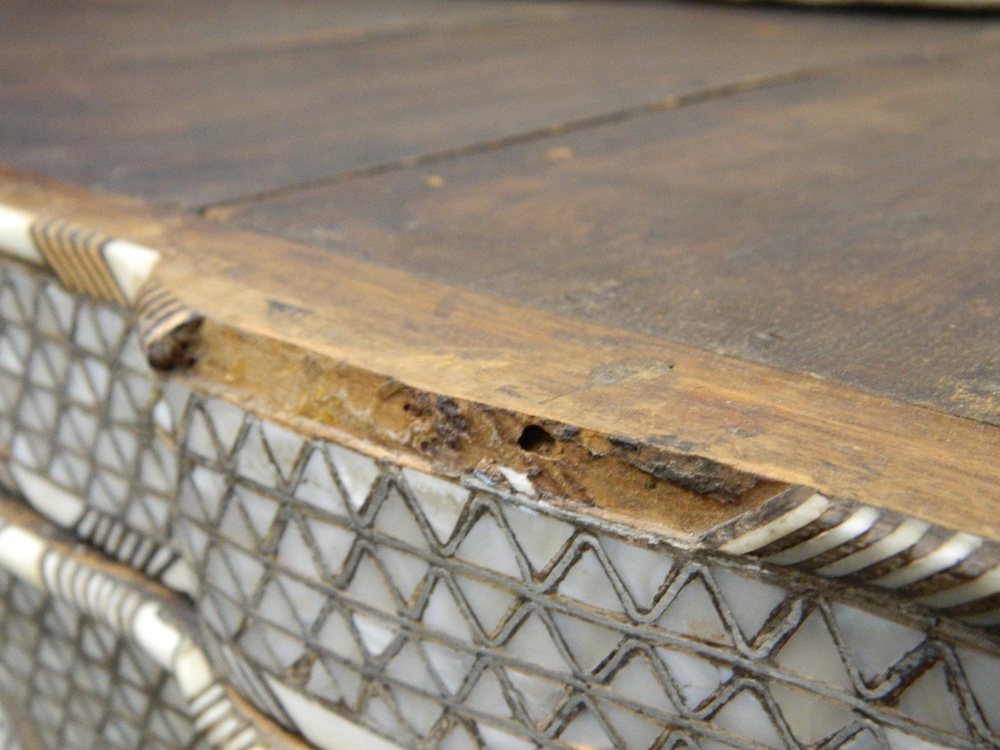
[222,47,1000,429]
[0,0,558,69]
[1,2,997,206]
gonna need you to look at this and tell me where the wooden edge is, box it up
[0,168,998,547]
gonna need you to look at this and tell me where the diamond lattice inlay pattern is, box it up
[0,262,182,559]
[0,703,22,750]
[0,566,202,750]
[170,389,1000,750]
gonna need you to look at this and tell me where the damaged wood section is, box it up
[2,170,998,543]
[184,324,789,543]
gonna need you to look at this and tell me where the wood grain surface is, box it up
[2,2,998,205]
[222,48,1000,428]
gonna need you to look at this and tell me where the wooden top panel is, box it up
[223,47,1000,427]
[1,2,997,206]
[0,0,558,67]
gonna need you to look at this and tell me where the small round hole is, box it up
[518,425,555,453]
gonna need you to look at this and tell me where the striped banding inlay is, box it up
[29,215,128,305]
[9,464,195,595]
[0,204,160,306]
[713,491,1000,626]
[136,279,204,369]
[75,506,196,595]
[0,514,264,750]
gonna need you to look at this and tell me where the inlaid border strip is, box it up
[0,506,264,750]
[1,202,1000,625]
[0,203,201,367]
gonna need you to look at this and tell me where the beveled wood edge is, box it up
[0,168,998,545]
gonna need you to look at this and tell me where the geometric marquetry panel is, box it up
[170,387,1000,750]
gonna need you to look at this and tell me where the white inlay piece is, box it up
[829,603,924,681]
[956,647,1000,731]
[501,503,575,574]
[598,536,674,611]
[874,533,982,589]
[656,649,732,709]
[392,687,444,736]
[174,642,216,699]
[711,569,786,641]
[202,398,244,454]
[352,613,398,657]
[765,507,880,566]
[160,558,198,595]
[306,517,355,576]
[917,565,1000,608]
[385,641,439,696]
[327,444,380,511]
[236,423,280,486]
[465,668,510,715]
[378,547,430,602]
[422,640,476,695]
[477,724,537,750]
[599,702,664,750]
[453,512,522,579]
[557,548,624,613]
[440,724,479,750]
[10,464,86,526]
[497,467,536,497]
[422,580,475,644]
[550,612,622,673]
[719,493,831,555]
[0,524,46,586]
[504,667,567,722]
[345,554,397,614]
[101,239,160,303]
[161,379,192,432]
[816,519,930,578]
[773,611,851,689]
[769,684,857,746]
[277,520,324,581]
[402,468,469,545]
[131,602,183,669]
[884,729,953,750]
[658,577,731,645]
[559,706,615,749]
[502,612,570,674]
[315,610,364,663]
[453,575,518,635]
[895,663,967,735]
[0,205,42,263]
[187,410,220,460]
[294,448,349,516]
[608,655,675,714]
[259,421,304,482]
[265,674,405,750]
[712,690,786,749]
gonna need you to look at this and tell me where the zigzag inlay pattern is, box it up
[0,566,201,750]
[0,263,179,548]
[169,389,1000,750]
